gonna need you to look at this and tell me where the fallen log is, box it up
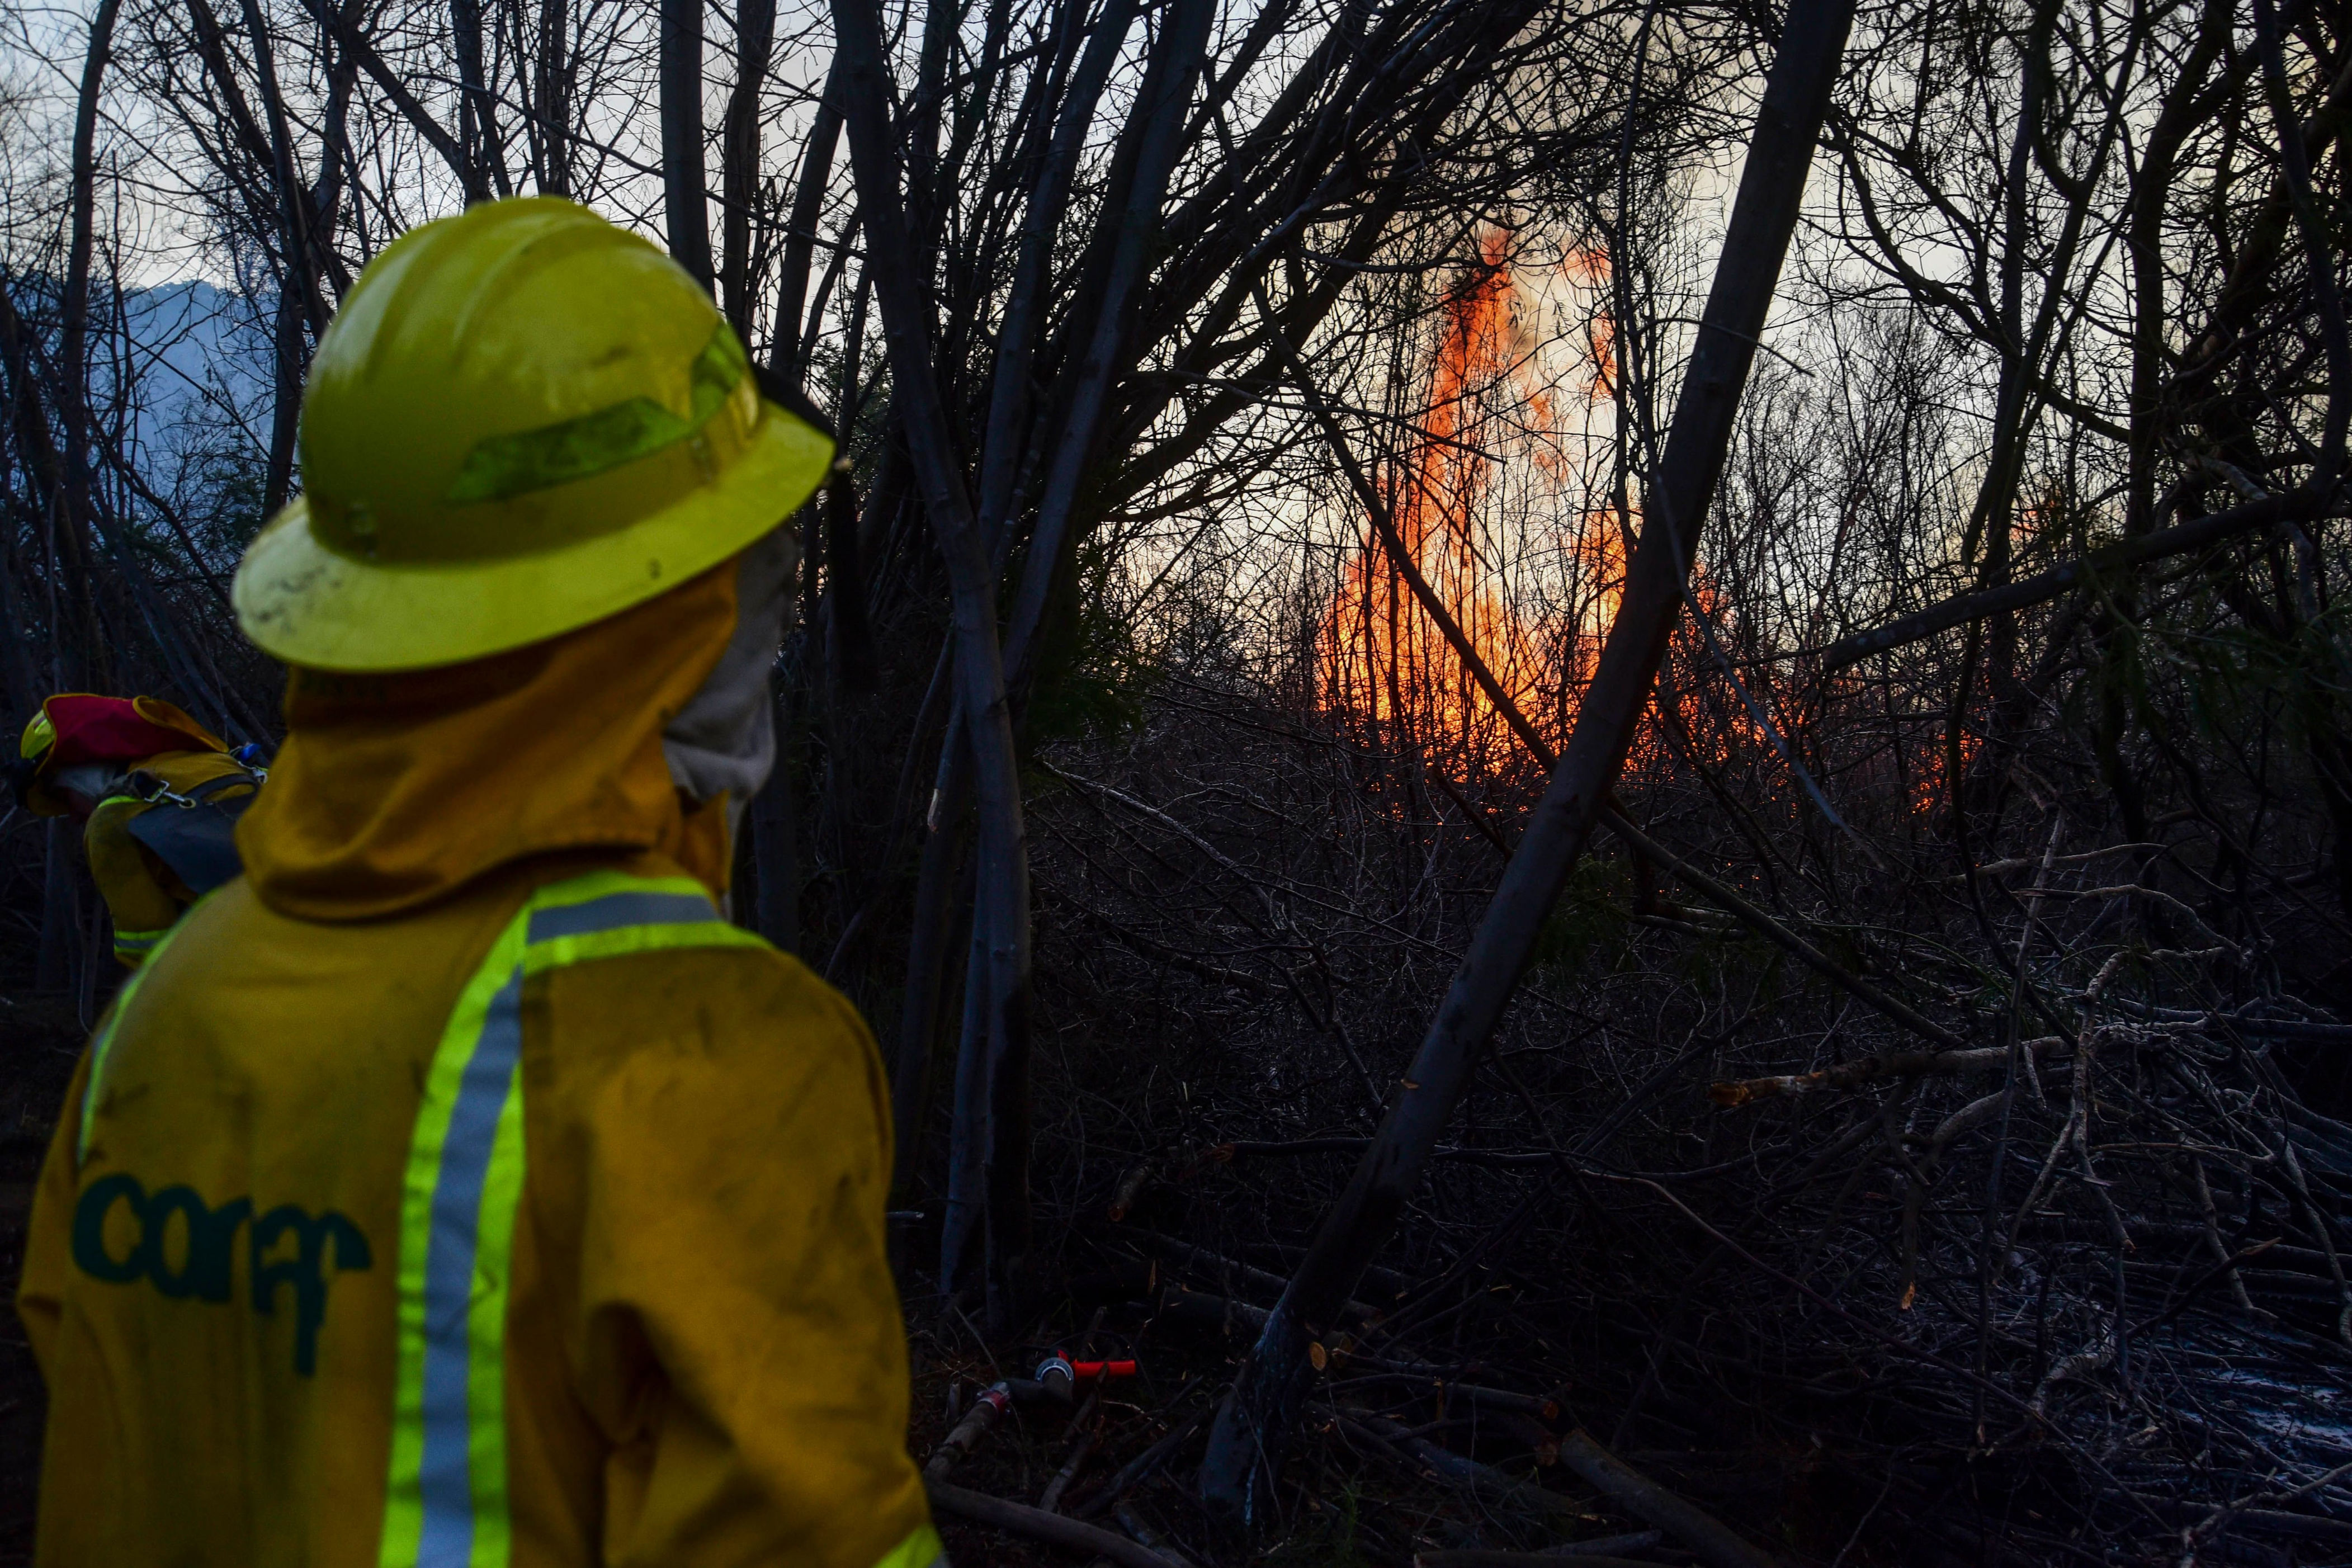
[1549,1530,1664,1556]
[1401,1378,1566,1422]
[1336,1410,1779,1568]
[1711,1037,2065,1106]
[2138,1498,2352,1548]
[1119,1226,1382,1324]
[1151,1284,1269,1339]
[927,1479,1184,1568]
[1335,1411,1579,1518]
[1554,1429,1783,1568]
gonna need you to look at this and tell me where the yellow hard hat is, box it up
[233,196,833,672]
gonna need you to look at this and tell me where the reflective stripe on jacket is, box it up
[20,857,938,1568]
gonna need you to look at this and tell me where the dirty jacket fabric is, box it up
[17,559,939,1568]
[84,747,256,965]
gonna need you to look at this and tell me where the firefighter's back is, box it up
[22,870,521,1566]
[21,852,937,1568]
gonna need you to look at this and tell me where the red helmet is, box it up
[12,694,226,816]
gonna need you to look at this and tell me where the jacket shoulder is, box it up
[531,937,882,1080]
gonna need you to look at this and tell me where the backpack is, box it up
[119,768,263,896]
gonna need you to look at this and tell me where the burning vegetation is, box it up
[1319,230,1626,791]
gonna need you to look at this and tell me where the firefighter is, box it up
[17,197,939,1568]
[12,693,262,966]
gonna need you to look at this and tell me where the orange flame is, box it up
[1908,726,1984,816]
[1319,231,1623,781]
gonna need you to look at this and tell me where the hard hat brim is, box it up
[234,402,832,672]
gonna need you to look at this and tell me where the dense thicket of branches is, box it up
[4,0,2352,1561]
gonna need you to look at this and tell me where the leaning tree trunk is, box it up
[661,0,715,289]
[450,0,509,197]
[237,0,338,508]
[748,670,800,954]
[886,0,1132,1244]
[719,0,777,339]
[533,0,573,197]
[1197,0,1859,1531]
[999,0,1213,700]
[40,0,122,1001]
[831,0,1037,1333]
[60,0,121,525]
[769,71,844,380]
[954,0,1212,1328]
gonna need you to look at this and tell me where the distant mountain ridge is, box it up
[116,280,272,473]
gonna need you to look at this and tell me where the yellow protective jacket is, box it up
[17,560,939,1568]
[84,747,256,966]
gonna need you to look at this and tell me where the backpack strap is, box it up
[114,767,263,896]
[110,765,259,811]
[180,771,262,808]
